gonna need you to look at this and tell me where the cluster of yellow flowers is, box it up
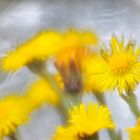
[1,28,140,140]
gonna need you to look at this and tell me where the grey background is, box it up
[1,0,140,139]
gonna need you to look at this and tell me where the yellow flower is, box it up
[53,126,78,140]
[127,118,140,140]
[61,29,98,48]
[69,103,114,135]
[55,47,90,93]
[0,95,31,138]
[2,31,63,71]
[55,29,98,93]
[2,29,98,72]
[83,35,140,94]
[53,103,114,140]
[54,74,64,89]
[27,79,58,109]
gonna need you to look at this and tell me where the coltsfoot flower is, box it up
[0,95,32,139]
[83,35,140,94]
[53,126,79,140]
[2,30,63,71]
[2,29,98,72]
[27,79,58,109]
[55,29,98,93]
[53,103,114,140]
[55,47,89,93]
[61,29,98,48]
[127,118,140,140]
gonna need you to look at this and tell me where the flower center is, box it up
[109,54,134,75]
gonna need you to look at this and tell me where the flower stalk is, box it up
[94,93,122,140]
[121,91,140,118]
[9,133,18,140]
[27,60,82,122]
[94,93,106,105]
[85,133,99,140]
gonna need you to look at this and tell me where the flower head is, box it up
[27,79,58,109]
[61,29,98,48]
[69,103,114,135]
[83,35,140,94]
[127,118,140,140]
[53,126,78,140]
[2,31,63,71]
[55,47,90,93]
[55,29,98,93]
[53,103,114,140]
[0,95,32,138]
[2,29,98,72]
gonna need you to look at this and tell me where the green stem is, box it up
[68,93,81,106]
[41,70,70,121]
[79,133,99,140]
[9,133,17,140]
[116,131,123,140]
[28,61,82,123]
[94,93,122,140]
[121,92,140,118]
[56,101,69,123]
[27,60,64,98]
[94,93,106,105]
[91,133,99,140]
[27,61,70,121]
[108,130,122,140]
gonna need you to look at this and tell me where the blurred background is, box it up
[1,0,140,140]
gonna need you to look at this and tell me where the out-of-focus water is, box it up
[1,0,140,140]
